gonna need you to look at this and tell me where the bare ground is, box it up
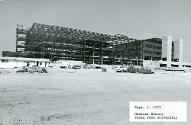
[0,69,191,125]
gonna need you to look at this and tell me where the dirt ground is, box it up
[0,68,191,125]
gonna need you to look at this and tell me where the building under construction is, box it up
[16,23,162,65]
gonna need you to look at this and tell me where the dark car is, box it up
[72,65,81,69]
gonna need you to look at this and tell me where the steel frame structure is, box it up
[17,23,131,64]
[16,23,162,65]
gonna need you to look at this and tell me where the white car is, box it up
[114,65,127,72]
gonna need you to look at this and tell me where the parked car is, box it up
[72,65,81,69]
[137,67,154,74]
[115,65,127,72]
[60,65,67,69]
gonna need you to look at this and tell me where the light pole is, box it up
[136,57,138,68]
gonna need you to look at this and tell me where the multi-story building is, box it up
[14,23,184,67]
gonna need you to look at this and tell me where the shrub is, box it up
[16,66,28,73]
[127,66,137,73]
[37,67,43,73]
[16,66,48,73]
[42,67,48,73]
[102,68,107,72]
[16,69,26,73]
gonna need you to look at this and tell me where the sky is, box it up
[0,0,191,61]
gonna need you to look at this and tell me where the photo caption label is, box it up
[129,101,187,122]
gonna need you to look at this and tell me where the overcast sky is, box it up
[0,0,191,61]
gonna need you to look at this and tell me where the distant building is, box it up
[0,57,50,69]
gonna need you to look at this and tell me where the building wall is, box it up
[179,39,184,64]
[0,60,17,68]
[162,36,172,67]
[174,39,183,62]
[0,58,49,69]
[0,59,27,69]
[142,38,162,60]
[174,40,179,60]
[143,60,160,68]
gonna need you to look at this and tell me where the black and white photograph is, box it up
[0,0,191,124]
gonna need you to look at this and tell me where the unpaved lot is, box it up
[0,69,191,125]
